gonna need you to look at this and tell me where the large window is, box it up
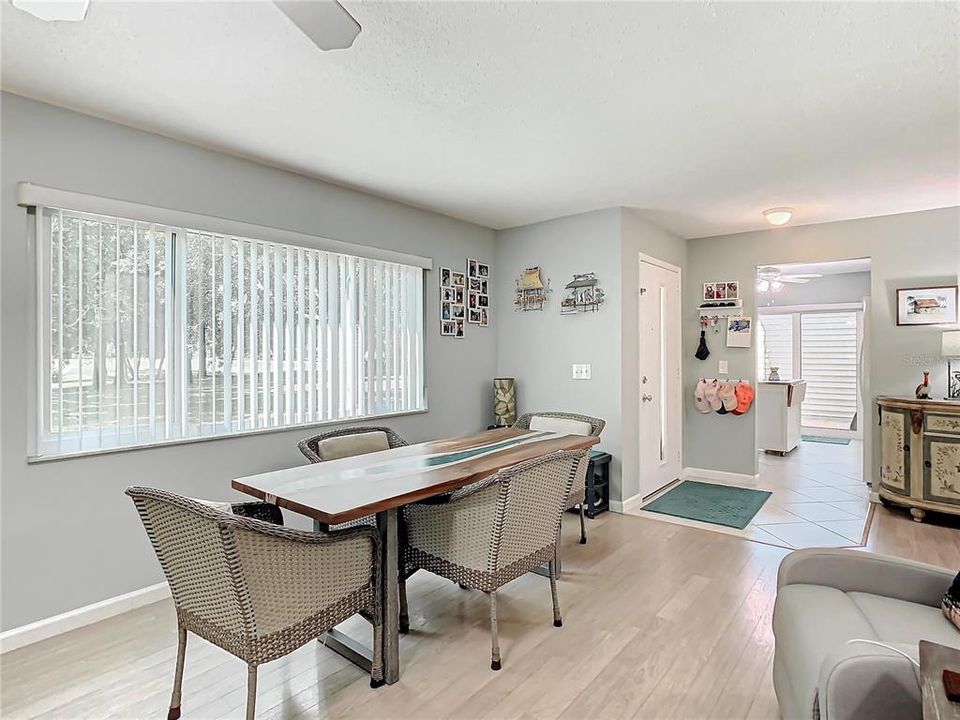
[36,206,425,457]
[757,307,861,433]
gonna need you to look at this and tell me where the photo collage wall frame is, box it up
[467,258,490,326]
[439,266,466,338]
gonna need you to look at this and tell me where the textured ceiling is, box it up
[2,1,958,237]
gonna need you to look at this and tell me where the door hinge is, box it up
[640,287,647,295]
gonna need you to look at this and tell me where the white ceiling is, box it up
[2,1,958,237]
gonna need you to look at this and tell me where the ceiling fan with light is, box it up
[10,0,361,50]
[756,266,822,293]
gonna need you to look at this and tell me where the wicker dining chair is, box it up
[298,426,409,531]
[512,412,604,545]
[399,449,588,670]
[298,426,408,463]
[126,487,383,720]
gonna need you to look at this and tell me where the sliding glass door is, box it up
[757,306,862,436]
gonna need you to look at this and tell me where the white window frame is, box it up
[20,183,432,462]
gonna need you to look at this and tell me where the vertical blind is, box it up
[757,310,860,431]
[757,313,794,380]
[799,312,859,429]
[38,206,425,457]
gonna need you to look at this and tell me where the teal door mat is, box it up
[642,481,771,530]
[802,435,851,445]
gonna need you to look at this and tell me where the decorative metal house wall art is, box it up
[561,273,605,314]
[514,266,551,311]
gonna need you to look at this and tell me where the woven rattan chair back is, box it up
[298,426,408,464]
[492,450,582,571]
[126,486,384,719]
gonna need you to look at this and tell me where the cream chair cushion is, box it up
[318,431,390,461]
[529,416,593,436]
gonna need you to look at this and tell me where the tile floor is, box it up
[629,437,872,549]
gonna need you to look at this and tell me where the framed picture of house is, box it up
[896,286,958,326]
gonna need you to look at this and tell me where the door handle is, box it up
[642,394,653,402]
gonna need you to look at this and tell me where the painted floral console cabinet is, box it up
[877,396,960,522]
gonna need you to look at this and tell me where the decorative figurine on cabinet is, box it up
[915,370,931,399]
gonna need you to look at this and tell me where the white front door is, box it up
[639,255,683,497]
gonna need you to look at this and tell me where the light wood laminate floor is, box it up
[3,506,959,720]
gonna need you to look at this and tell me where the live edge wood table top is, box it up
[232,427,600,525]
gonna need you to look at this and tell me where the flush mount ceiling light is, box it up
[11,0,88,21]
[762,207,794,226]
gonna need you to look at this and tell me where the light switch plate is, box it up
[572,364,592,380]
[718,360,729,375]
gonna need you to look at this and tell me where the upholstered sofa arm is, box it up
[777,549,954,608]
[817,641,920,720]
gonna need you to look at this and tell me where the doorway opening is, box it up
[748,258,873,548]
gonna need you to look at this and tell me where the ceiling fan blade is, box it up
[780,278,810,284]
[781,273,823,279]
[11,0,89,21]
[274,0,361,51]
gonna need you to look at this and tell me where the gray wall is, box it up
[494,208,686,503]
[684,208,960,478]
[495,209,625,496]
[758,271,871,308]
[0,93,497,630]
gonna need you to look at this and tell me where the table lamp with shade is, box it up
[944,331,960,400]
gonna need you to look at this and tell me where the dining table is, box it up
[232,426,599,685]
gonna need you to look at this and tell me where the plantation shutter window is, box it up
[757,313,794,381]
[30,199,427,458]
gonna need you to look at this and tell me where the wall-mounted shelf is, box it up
[698,299,743,317]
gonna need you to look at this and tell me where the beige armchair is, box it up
[773,548,958,720]
[400,449,587,670]
[126,486,383,720]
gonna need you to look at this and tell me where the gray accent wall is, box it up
[684,208,960,478]
[0,93,497,630]
[495,208,686,503]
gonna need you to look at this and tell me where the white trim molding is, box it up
[16,182,433,269]
[683,466,761,484]
[610,493,645,513]
[0,582,170,654]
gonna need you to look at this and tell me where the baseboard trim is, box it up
[610,493,644,513]
[0,582,170,654]
[683,467,760,484]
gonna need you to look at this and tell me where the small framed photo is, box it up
[451,271,465,287]
[468,308,482,324]
[455,320,465,338]
[468,259,479,278]
[440,267,452,288]
[726,281,739,299]
[726,316,752,348]
[441,287,455,302]
[441,320,456,336]
[441,302,452,321]
[478,263,490,278]
[454,288,464,305]
[479,309,489,327]
[478,294,489,308]
[479,279,488,294]
[715,283,727,300]
[469,277,481,291]
[468,291,478,309]
[703,283,716,300]
[452,304,465,320]
[897,286,958,326]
